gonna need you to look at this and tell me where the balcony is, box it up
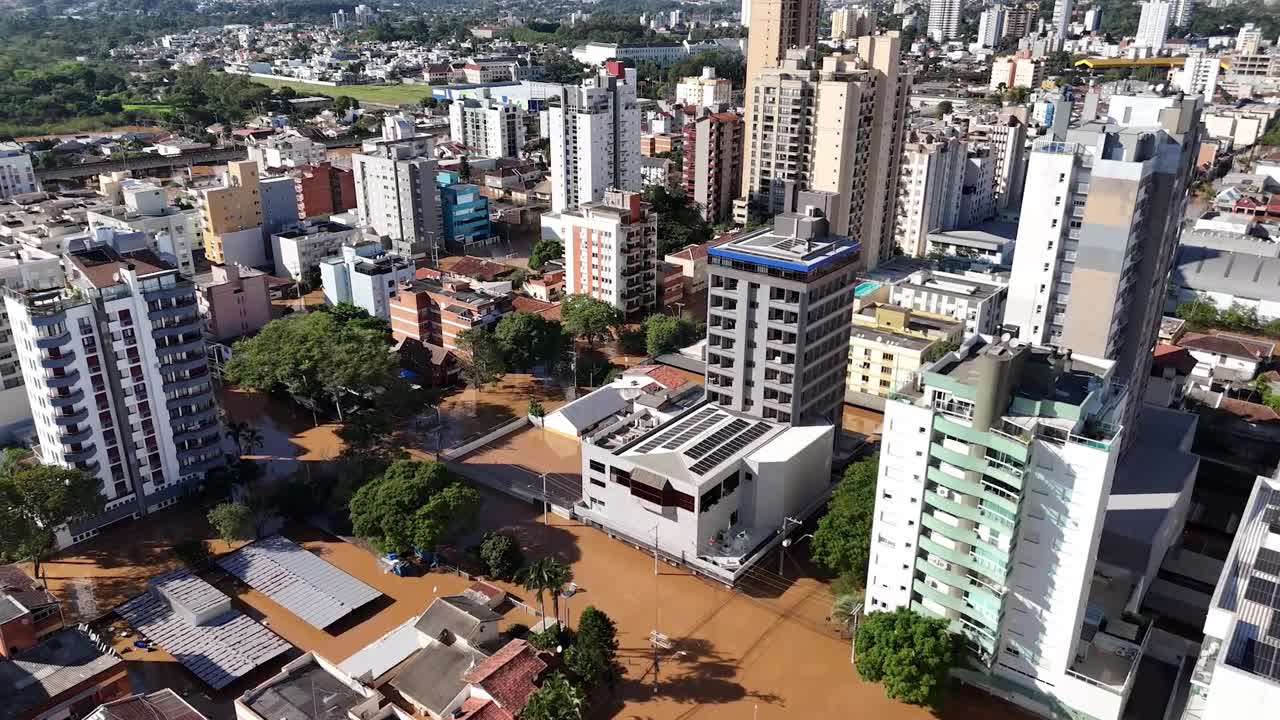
[45,370,81,388]
[40,351,76,370]
[53,408,89,426]
[35,330,71,349]
[59,426,93,444]
[153,315,202,337]
[159,354,207,375]
[63,444,97,463]
[48,389,85,407]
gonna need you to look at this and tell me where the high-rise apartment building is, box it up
[968,114,1029,211]
[88,179,199,277]
[294,163,357,219]
[1135,0,1172,51]
[831,6,875,40]
[741,36,910,269]
[5,242,222,548]
[682,110,744,224]
[199,160,264,267]
[705,196,860,426]
[0,242,62,435]
[1052,0,1072,30]
[0,144,38,200]
[448,97,528,159]
[1237,23,1263,55]
[1005,94,1201,426]
[894,132,966,257]
[1171,0,1193,27]
[548,63,641,214]
[1003,2,1036,38]
[990,53,1045,90]
[320,242,415,320]
[556,189,658,317]
[1174,50,1220,98]
[977,6,1007,48]
[927,0,963,42]
[352,133,442,260]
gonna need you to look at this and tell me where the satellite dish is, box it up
[1155,83,1167,93]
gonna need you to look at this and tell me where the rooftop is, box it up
[614,402,789,487]
[88,689,206,720]
[1179,332,1275,361]
[240,657,370,720]
[388,642,485,715]
[0,628,124,720]
[709,212,860,273]
[1172,244,1280,303]
[67,245,172,289]
[414,596,502,647]
[1212,474,1280,684]
[926,221,1018,249]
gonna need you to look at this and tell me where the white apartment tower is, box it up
[1052,0,1073,31]
[1135,0,1172,51]
[0,242,63,435]
[1175,51,1220,98]
[0,144,39,200]
[4,243,223,548]
[448,97,528,159]
[928,0,963,42]
[705,197,861,426]
[1171,0,1193,28]
[1237,23,1264,55]
[977,6,1007,49]
[831,6,875,39]
[893,133,966,257]
[351,132,442,260]
[548,64,641,214]
[557,190,658,317]
[675,67,733,110]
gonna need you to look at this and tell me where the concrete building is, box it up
[1053,0,1073,31]
[1171,0,1193,28]
[548,63,641,214]
[894,132,966,257]
[4,242,222,548]
[1175,51,1221,98]
[0,143,39,200]
[352,131,442,260]
[570,42,687,67]
[928,0,963,41]
[448,96,528,159]
[0,565,64,658]
[1182,472,1280,720]
[867,336,1199,720]
[390,277,510,352]
[438,180,493,250]
[86,179,198,277]
[557,189,658,317]
[675,67,733,109]
[832,6,875,40]
[883,264,1010,335]
[246,135,327,171]
[259,176,300,243]
[194,264,272,343]
[705,200,860,426]
[958,152,997,228]
[977,5,1007,49]
[1005,3,1035,38]
[271,219,361,282]
[320,242,414,320]
[0,626,128,720]
[846,303,964,408]
[990,53,1045,90]
[968,114,1030,211]
[1083,6,1102,32]
[575,401,834,582]
[199,160,265,267]
[682,110,744,224]
[294,163,357,219]
[928,222,1017,265]
[0,243,62,438]
[1136,0,1172,52]
[1237,23,1264,55]
[1004,94,1202,420]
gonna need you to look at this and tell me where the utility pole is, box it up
[651,524,659,575]
[541,472,549,525]
[778,516,801,576]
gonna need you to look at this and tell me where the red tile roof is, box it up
[627,364,693,391]
[666,243,709,261]
[1179,332,1275,361]
[462,640,546,712]
[443,256,518,282]
[1218,397,1280,424]
[511,296,561,321]
[457,698,514,720]
[1152,344,1198,375]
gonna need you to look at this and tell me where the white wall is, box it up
[865,400,933,612]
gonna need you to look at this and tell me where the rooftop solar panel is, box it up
[660,411,724,450]
[690,422,774,476]
[216,535,381,630]
[634,407,716,453]
[684,419,749,460]
[1258,548,1280,578]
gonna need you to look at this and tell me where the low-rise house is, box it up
[89,690,205,720]
[664,242,711,298]
[0,627,129,720]
[1147,343,1198,408]
[320,242,415,320]
[0,565,64,657]
[1179,332,1275,390]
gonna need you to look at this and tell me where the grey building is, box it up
[705,193,860,426]
[352,138,442,260]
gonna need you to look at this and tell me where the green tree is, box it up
[479,531,524,580]
[208,501,257,544]
[561,295,621,347]
[641,186,713,257]
[520,672,584,720]
[810,453,879,589]
[566,606,620,689]
[457,328,508,390]
[494,312,568,371]
[935,100,953,116]
[643,313,702,356]
[349,460,481,554]
[173,539,211,567]
[528,398,546,418]
[529,239,564,270]
[856,607,959,706]
[520,556,574,621]
[1175,295,1219,331]
[0,466,104,579]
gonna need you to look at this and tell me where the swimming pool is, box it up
[854,281,881,298]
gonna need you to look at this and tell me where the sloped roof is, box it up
[1179,332,1275,361]
[414,596,502,645]
[461,640,546,712]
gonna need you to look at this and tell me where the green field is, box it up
[122,103,174,114]
[247,76,430,106]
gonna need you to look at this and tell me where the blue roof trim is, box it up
[708,241,861,273]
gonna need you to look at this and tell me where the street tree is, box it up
[529,239,564,270]
[349,460,481,554]
[642,313,702,356]
[457,329,508,390]
[561,295,621,347]
[520,672,584,720]
[856,607,959,706]
[566,606,620,689]
[810,453,879,589]
[208,501,256,544]
[494,312,568,371]
[0,465,103,579]
[479,531,524,580]
[519,556,574,621]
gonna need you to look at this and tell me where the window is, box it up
[589,460,606,473]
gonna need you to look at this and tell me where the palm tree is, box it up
[241,427,265,455]
[520,556,574,623]
[225,421,249,454]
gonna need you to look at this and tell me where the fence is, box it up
[439,416,529,460]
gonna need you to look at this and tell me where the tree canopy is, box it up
[810,453,879,589]
[520,672,584,720]
[349,460,481,554]
[457,328,508,390]
[494,312,569,371]
[642,186,714,257]
[856,608,960,707]
[560,295,622,347]
[642,313,703,356]
[529,240,564,270]
[0,465,104,578]
[566,606,621,689]
[207,501,257,544]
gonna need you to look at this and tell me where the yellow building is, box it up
[845,303,963,409]
[200,160,263,266]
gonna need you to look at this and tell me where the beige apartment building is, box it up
[845,303,963,409]
[200,160,263,267]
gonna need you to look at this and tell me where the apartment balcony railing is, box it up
[48,389,85,407]
[53,408,89,426]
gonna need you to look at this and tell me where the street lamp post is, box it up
[778,517,802,576]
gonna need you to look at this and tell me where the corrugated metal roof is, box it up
[215,535,381,630]
[116,570,291,690]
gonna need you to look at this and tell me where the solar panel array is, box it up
[216,535,382,630]
[1246,639,1280,681]
[633,407,717,453]
[116,571,291,689]
[684,419,749,460]
[1245,575,1278,606]
[1257,548,1280,578]
[689,421,774,476]
[661,410,725,450]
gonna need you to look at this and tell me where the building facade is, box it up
[390,278,510,351]
[675,67,733,109]
[894,133,966,257]
[87,180,198,277]
[320,242,415,319]
[199,160,264,267]
[439,181,493,249]
[271,220,361,282]
[557,189,658,316]
[5,244,222,547]
[448,97,528,159]
[1136,0,1172,51]
[682,110,744,224]
[194,264,272,343]
[0,144,38,200]
[927,0,963,41]
[352,135,442,260]
[548,63,641,214]
[0,243,62,437]
[295,163,357,219]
